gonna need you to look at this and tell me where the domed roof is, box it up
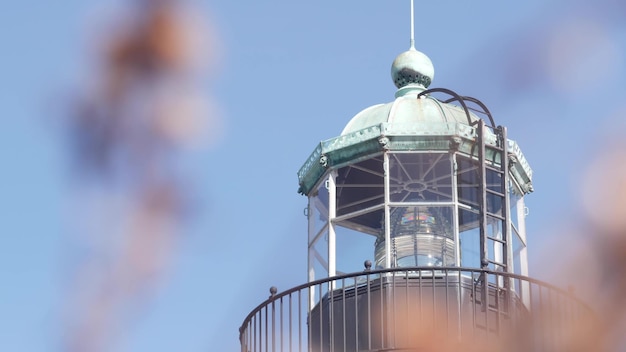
[341,87,479,136]
[341,48,479,135]
[297,46,533,197]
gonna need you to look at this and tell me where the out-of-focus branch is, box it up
[64,0,218,351]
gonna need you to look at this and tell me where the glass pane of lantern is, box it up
[309,180,329,243]
[486,166,503,193]
[388,153,453,202]
[336,226,377,275]
[336,156,384,232]
[456,156,479,209]
[486,192,503,217]
[375,206,455,268]
[509,180,523,233]
[512,227,525,276]
[310,231,329,280]
[459,208,480,268]
[334,206,384,236]
[310,254,329,306]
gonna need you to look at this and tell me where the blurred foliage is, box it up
[65,0,216,351]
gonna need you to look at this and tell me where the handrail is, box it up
[238,266,590,336]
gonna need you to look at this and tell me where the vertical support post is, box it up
[383,152,392,269]
[499,126,513,315]
[500,126,512,274]
[307,197,316,309]
[328,171,337,278]
[517,196,530,307]
[308,198,315,283]
[450,152,463,337]
[476,119,490,320]
[477,120,488,270]
[451,153,461,267]
[307,192,316,313]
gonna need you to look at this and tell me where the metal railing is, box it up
[239,267,592,352]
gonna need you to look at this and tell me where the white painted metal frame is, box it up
[327,171,337,279]
[383,152,392,269]
[382,150,459,268]
[305,147,529,300]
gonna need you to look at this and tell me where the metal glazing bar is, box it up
[336,193,384,212]
[333,203,383,223]
[349,163,385,179]
[388,201,456,207]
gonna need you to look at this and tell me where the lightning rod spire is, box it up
[410,0,415,49]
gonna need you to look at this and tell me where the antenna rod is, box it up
[410,0,415,49]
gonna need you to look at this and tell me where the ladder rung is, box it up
[487,307,511,317]
[486,259,507,268]
[487,236,506,244]
[486,212,505,221]
[495,143,505,150]
[485,165,505,173]
[486,189,505,197]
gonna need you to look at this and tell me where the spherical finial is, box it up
[391,49,434,89]
[269,286,278,297]
[364,260,372,271]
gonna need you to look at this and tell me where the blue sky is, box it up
[1,1,625,351]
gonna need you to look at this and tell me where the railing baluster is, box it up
[354,276,359,351]
[341,277,346,352]
[238,268,593,352]
[298,290,302,352]
[367,271,372,350]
